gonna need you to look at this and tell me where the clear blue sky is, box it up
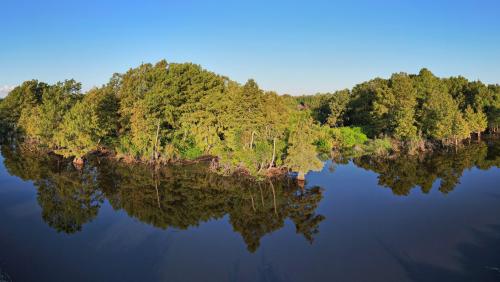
[1,0,499,96]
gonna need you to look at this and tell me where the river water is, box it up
[0,140,499,281]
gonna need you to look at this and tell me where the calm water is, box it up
[0,140,499,282]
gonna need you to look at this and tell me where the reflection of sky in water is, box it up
[0,142,499,282]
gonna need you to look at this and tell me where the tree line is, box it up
[297,68,499,147]
[0,61,498,178]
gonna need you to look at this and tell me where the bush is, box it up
[331,127,369,148]
[181,146,203,160]
[314,138,332,153]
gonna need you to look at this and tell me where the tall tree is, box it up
[55,86,118,161]
[464,105,488,140]
[326,89,350,127]
[389,73,418,140]
[284,112,323,180]
[18,80,82,145]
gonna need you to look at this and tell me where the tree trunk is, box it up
[250,131,256,149]
[257,162,265,173]
[477,131,481,141]
[152,121,160,160]
[269,137,276,169]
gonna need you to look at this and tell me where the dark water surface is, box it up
[0,140,499,282]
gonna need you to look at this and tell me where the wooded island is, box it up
[0,60,498,179]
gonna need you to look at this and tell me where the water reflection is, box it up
[350,139,500,195]
[1,139,498,253]
[1,143,325,252]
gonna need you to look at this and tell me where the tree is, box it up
[450,111,470,146]
[0,80,48,126]
[326,89,350,127]
[464,106,488,140]
[347,78,388,136]
[4,61,500,179]
[55,87,118,161]
[116,60,227,161]
[389,73,418,140]
[284,112,324,180]
[416,70,461,144]
[18,80,82,145]
[295,93,333,124]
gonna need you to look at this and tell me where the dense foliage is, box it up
[1,61,498,178]
[299,68,498,147]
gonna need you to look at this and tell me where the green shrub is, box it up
[331,127,369,148]
[314,138,331,153]
[181,146,203,160]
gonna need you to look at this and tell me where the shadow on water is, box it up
[0,143,325,253]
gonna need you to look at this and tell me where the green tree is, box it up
[326,89,350,127]
[464,105,488,140]
[347,78,388,136]
[389,73,418,140]
[284,112,324,180]
[18,80,82,145]
[0,80,48,126]
[55,87,118,160]
[450,111,470,146]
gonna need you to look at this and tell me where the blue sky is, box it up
[1,0,499,96]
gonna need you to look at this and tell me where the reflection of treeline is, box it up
[352,139,500,196]
[2,144,104,234]
[1,143,324,252]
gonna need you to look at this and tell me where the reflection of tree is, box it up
[2,143,103,233]
[353,140,499,195]
[1,143,56,181]
[36,170,103,233]
[100,161,325,253]
[1,142,325,252]
[289,186,325,243]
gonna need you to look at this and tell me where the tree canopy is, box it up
[0,60,498,178]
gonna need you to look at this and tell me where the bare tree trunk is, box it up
[250,131,256,149]
[152,120,160,160]
[477,131,481,141]
[257,161,265,173]
[269,137,276,169]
